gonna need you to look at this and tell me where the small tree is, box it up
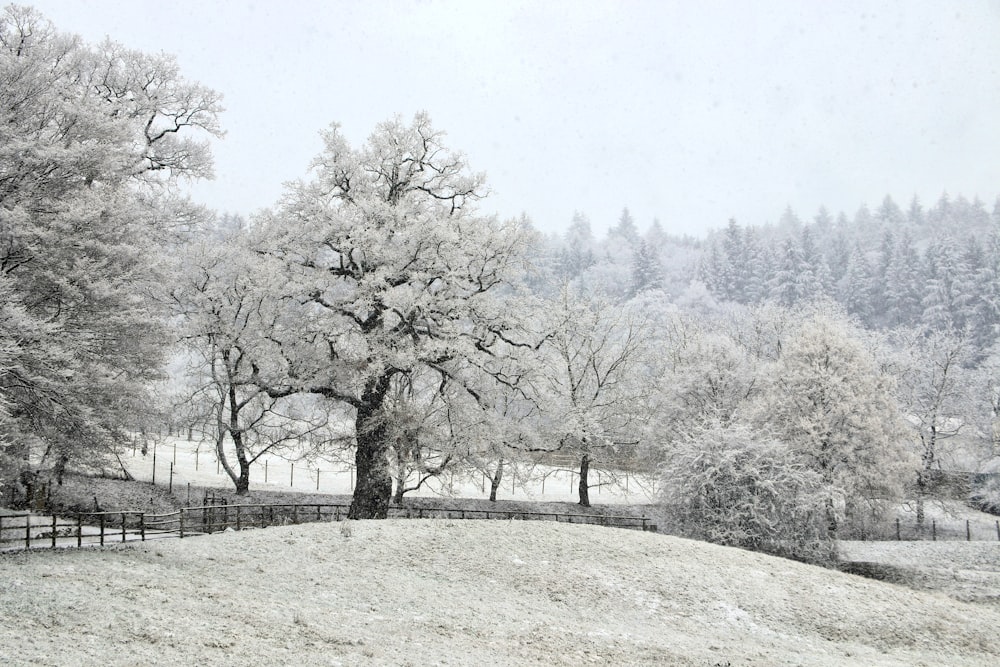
[891,329,982,529]
[538,287,651,506]
[172,237,333,495]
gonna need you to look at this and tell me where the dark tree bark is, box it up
[349,377,393,519]
[578,452,591,507]
[489,458,504,502]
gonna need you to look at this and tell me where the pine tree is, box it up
[921,236,963,332]
[884,231,923,327]
[557,211,597,280]
[608,207,640,246]
[840,244,877,326]
[630,240,664,295]
[876,195,906,227]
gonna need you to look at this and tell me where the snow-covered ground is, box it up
[2,520,998,666]
[839,540,1000,609]
[121,436,656,505]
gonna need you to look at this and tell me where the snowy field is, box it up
[2,520,999,666]
[119,436,656,505]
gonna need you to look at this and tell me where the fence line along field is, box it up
[122,435,657,506]
[0,501,654,553]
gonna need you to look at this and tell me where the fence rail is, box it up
[0,503,653,552]
[885,517,1000,542]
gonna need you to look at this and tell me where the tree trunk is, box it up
[392,470,407,505]
[489,458,504,502]
[230,429,251,496]
[916,430,936,533]
[915,470,927,533]
[349,377,393,519]
[578,453,591,507]
[235,461,250,495]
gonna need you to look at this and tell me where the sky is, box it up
[24,0,1000,238]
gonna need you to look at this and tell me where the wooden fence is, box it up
[0,503,654,552]
[886,517,1000,542]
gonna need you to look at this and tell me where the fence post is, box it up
[293,505,299,524]
[895,518,900,541]
[121,512,127,543]
[967,520,971,541]
[51,514,57,549]
[77,514,82,547]
[932,520,936,541]
[291,463,294,487]
[25,513,31,550]
[152,446,157,485]
[99,514,105,547]
[195,448,199,471]
[140,513,145,541]
[236,505,242,531]
[316,469,320,491]
[179,509,185,538]
[168,462,173,494]
[173,440,177,465]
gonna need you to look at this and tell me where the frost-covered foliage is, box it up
[0,6,222,503]
[655,304,916,549]
[659,423,833,564]
[753,308,913,536]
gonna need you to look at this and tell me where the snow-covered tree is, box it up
[537,288,652,506]
[251,113,535,518]
[755,309,912,535]
[630,239,664,296]
[557,211,596,281]
[890,330,981,529]
[658,422,832,563]
[171,236,334,495]
[0,6,222,501]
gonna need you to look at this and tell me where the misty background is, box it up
[28,0,1000,236]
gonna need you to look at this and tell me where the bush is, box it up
[659,423,835,564]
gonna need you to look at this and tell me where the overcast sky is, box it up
[27,0,1000,237]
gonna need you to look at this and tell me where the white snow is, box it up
[2,520,998,666]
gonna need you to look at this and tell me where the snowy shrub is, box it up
[659,423,835,564]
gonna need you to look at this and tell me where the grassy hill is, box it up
[2,520,998,666]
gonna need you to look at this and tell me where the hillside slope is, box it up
[1,521,997,666]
